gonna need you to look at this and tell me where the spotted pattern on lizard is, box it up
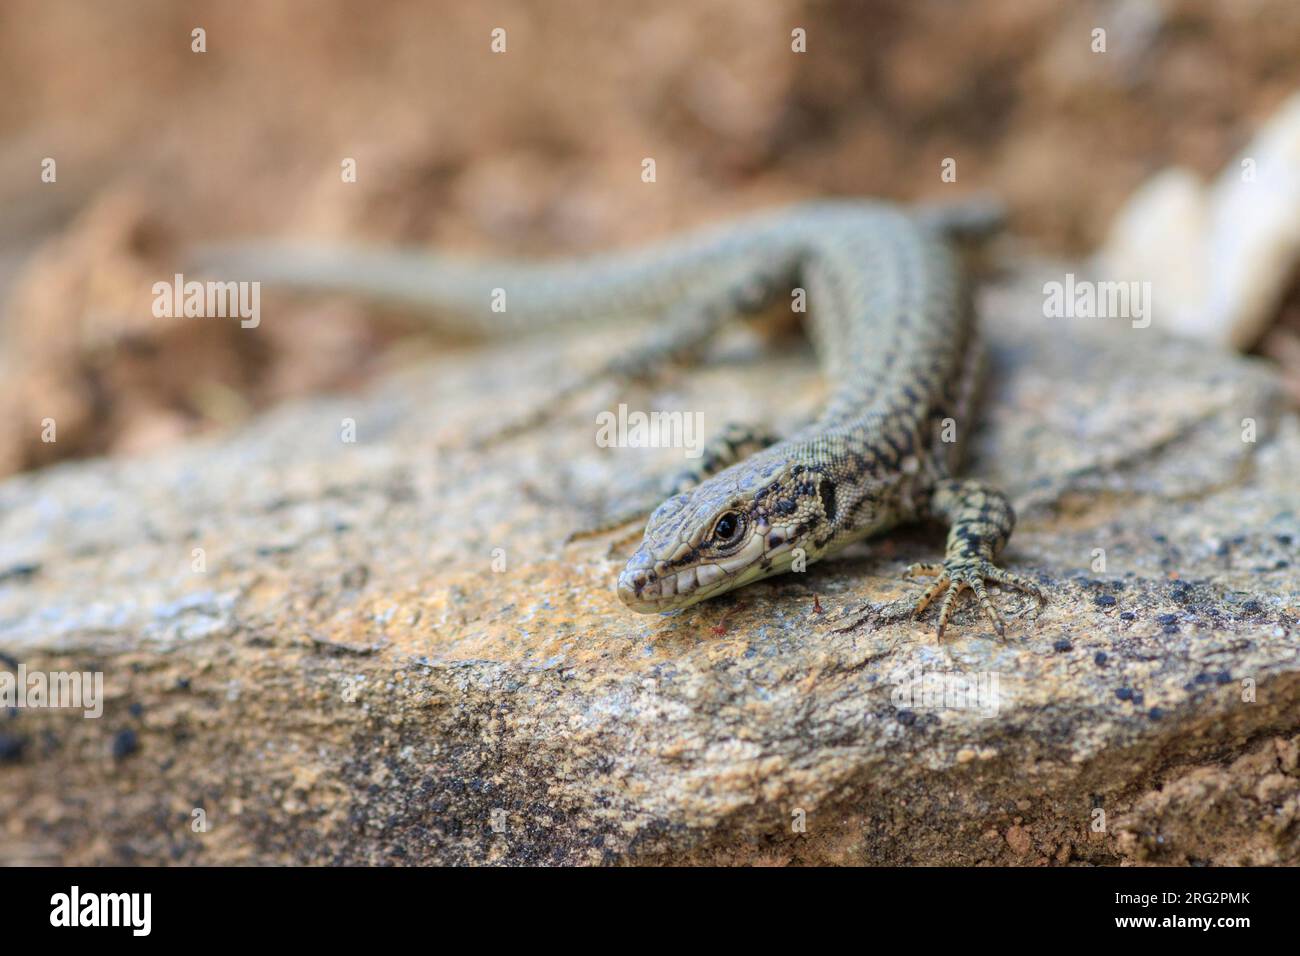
[195,200,1044,637]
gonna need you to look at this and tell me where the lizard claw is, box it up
[909,558,1044,640]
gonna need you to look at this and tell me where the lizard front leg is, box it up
[567,421,780,545]
[663,422,782,495]
[906,478,1044,638]
[482,251,800,449]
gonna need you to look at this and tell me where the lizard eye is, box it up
[711,511,743,544]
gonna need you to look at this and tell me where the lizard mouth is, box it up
[616,556,713,612]
[616,540,799,613]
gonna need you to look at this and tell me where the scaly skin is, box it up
[605,203,1044,636]
[196,200,1043,637]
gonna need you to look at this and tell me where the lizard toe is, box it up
[912,558,1042,639]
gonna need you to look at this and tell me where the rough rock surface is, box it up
[1,268,1298,866]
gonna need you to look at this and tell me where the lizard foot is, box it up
[905,558,1044,639]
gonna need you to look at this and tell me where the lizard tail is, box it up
[188,230,765,336]
[188,242,550,334]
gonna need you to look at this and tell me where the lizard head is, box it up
[617,453,840,613]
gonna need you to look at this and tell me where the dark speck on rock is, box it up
[1132,692,1145,706]
[176,677,191,691]
[1156,613,1177,625]
[1094,652,1108,666]
[1163,623,1179,634]
[0,733,25,764]
[0,562,40,585]
[896,710,917,726]
[112,729,139,760]
[1053,639,1072,652]
[128,702,144,718]
[1148,707,1164,721]
[1215,671,1232,685]
[1277,534,1294,547]
[1241,600,1262,614]
[1095,594,1117,607]
[341,565,370,589]
[1194,673,1212,685]
[1119,611,1135,621]
[1116,687,1133,701]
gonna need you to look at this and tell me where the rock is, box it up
[1098,91,1300,350]
[0,264,1297,866]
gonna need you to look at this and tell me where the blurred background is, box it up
[1,0,1297,478]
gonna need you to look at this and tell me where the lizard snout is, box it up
[617,552,664,611]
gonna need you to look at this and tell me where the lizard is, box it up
[194,199,1044,638]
